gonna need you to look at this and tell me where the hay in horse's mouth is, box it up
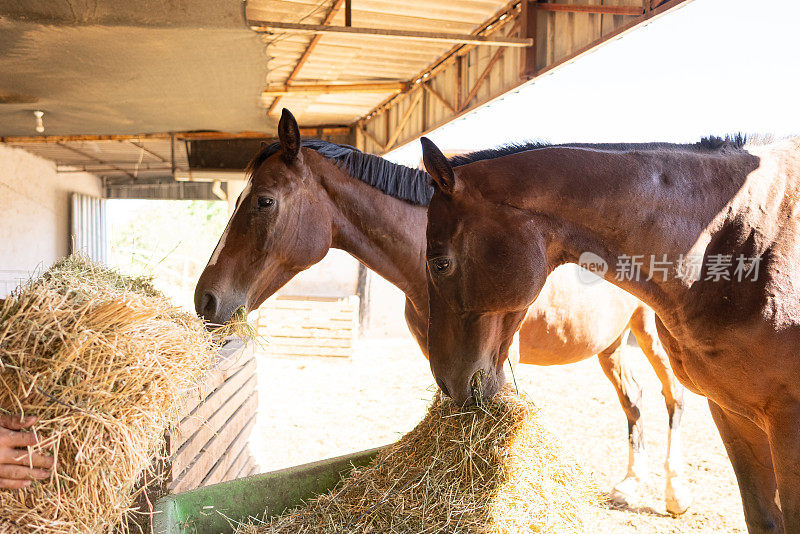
[0,254,218,533]
[239,385,600,534]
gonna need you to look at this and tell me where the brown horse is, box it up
[420,135,800,533]
[194,109,690,513]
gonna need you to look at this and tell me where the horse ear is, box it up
[278,108,301,162]
[421,137,455,195]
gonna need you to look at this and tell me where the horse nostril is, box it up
[198,292,218,321]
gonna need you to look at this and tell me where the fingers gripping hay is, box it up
[0,255,217,533]
[241,386,599,534]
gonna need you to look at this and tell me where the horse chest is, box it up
[658,300,800,420]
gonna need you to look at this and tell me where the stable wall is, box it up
[0,144,102,297]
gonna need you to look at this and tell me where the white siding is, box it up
[0,144,102,296]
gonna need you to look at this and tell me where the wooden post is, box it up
[520,0,538,79]
[456,56,463,111]
[345,0,352,27]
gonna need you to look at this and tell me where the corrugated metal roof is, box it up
[248,0,516,125]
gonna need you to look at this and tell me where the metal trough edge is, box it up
[152,446,385,534]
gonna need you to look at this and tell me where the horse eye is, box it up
[431,257,452,274]
[257,196,275,209]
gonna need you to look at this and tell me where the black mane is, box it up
[448,134,748,167]
[245,134,749,207]
[247,139,433,206]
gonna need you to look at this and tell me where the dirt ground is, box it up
[250,335,746,533]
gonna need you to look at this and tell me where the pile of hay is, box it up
[241,386,599,534]
[0,256,217,533]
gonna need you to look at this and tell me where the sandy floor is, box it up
[250,335,746,533]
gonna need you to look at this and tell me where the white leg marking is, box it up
[609,439,649,507]
[665,425,693,515]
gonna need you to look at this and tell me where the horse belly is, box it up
[658,314,800,423]
[518,269,638,366]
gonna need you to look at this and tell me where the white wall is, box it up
[0,145,102,296]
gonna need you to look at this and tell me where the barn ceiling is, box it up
[0,0,691,189]
[0,0,270,136]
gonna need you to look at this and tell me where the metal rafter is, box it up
[56,142,137,180]
[249,20,534,48]
[266,0,347,116]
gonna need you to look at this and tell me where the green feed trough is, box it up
[152,447,382,534]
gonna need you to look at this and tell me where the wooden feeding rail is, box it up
[256,295,360,359]
[128,339,259,531]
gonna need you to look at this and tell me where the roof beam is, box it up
[460,46,507,111]
[534,2,643,16]
[385,89,423,151]
[247,20,534,48]
[422,82,455,114]
[0,128,350,144]
[263,82,410,97]
[266,0,346,115]
[125,140,169,163]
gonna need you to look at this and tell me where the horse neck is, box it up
[314,158,429,308]
[490,146,763,319]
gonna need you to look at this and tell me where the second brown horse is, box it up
[194,109,690,514]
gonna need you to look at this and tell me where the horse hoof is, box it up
[665,483,693,515]
[608,478,642,508]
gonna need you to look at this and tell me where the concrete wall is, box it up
[0,144,102,296]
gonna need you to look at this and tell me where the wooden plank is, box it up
[0,128,351,144]
[264,330,354,340]
[461,44,507,111]
[201,413,255,487]
[235,454,257,479]
[359,125,387,153]
[168,393,258,493]
[422,82,455,114]
[171,376,257,477]
[221,442,252,483]
[172,358,257,453]
[247,20,534,48]
[267,0,346,115]
[176,347,253,418]
[271,347,351,358]
[263,81,409,97]
[535,2,643,16]
[519,0,538,78]
[385,89,423,150]
[270,338,352,349]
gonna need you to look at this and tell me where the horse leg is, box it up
[629,306,692,515]
[765,402,800,533]
[708,400,783,533]
[596,331,649,507]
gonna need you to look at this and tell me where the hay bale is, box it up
[241,386,599,534]
[0,255,217,533]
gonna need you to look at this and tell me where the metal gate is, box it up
[70,193,108,264]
